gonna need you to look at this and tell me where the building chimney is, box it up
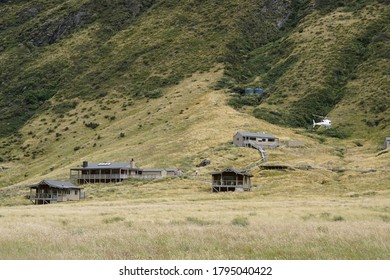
[82,161,88,168]
[130,158,136,168]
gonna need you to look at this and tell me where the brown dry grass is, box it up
[0,184,389,259]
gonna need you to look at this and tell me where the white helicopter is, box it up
[312,115,332,129]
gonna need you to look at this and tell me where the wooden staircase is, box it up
[244,141,267,162]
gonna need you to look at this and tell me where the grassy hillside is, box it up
[0,1,388,159]
[0,0,389,260]
[0,67,388,260]
[0,0,286,138]
[223,0,389,140]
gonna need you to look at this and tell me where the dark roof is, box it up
[70,162,140,170]
[30,180,81,189]
[235,131,276,139]
[211,168,252,177]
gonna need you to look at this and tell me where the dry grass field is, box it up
[0,67,389,260]
[0,179,389,260]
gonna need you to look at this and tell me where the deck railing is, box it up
[29,194,64,200]
[70,174,130,180]
[70,174,163,181]
[212,180,248,186]
[212,184,250,188]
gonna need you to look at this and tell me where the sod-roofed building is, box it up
[211,168,252,192]
[29,180,83,205]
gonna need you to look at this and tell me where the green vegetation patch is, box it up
[103,216,126,224]
[231,216,249,227]
[228,95,264,110]
[186,216,214,226]
[317,128,351,139]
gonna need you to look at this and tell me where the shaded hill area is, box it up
[0,0,291,136]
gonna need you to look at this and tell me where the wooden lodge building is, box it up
[70,159,182,184]
[211,168,252,192]
[29,180,83,205]
[233,131,279,149]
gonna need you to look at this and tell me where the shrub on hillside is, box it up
[52,101,78,115]
[228,95,263,109]
[84,122,99,129]
[253,108,285,125]
[144,89,162,99]
[317,128,350,139]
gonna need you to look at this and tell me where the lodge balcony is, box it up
[211,180,251,192]
[70,173,163,184]
[29,193,86,204]
[29,193,63,204]
[30,193,62,200]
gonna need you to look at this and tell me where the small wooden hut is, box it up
[211,168,252,192]
[29,180,83,205]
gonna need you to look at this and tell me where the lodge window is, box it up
[75,190,78,195]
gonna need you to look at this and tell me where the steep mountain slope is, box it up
[0,0,290,137]
[225,0,389,140]
[0,0,389,189]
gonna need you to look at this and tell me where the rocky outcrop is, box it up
[47,10,87,45]
[18,0,156,47]
[125,0,147,16]
[17,5,43,22]
[262,0,292,29]
[18,9,88,47]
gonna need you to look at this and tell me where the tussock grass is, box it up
[231,216,249,227]
[186,217,215,226]
[0,193,389,259]
[103,216,126,224]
